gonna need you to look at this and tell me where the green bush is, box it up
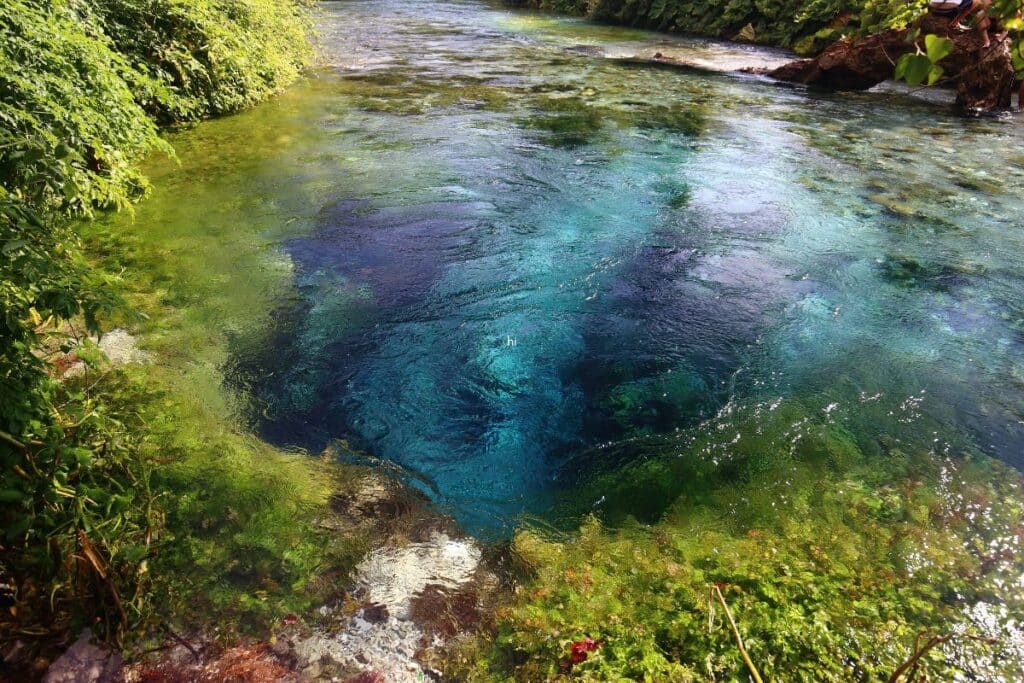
[94,0,313,122]
[1,0,317,648]
[0,1,167,216]
[515,0,930,52]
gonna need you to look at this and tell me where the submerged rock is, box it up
[121,641,297,682]
[294,532,492,682]
[294,613,426,682]
[120,473,492,682]
[355,532,481,621]
[42,631,122,683]
[61,329,152,379]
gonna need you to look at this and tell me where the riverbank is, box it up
[510,0,1024,112]
[0,0,373,675]
[2,3,509,677]
[504,0,917,54]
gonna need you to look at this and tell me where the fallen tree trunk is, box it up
[769,15,1015,111]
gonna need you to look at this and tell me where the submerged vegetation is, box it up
[0,0,353,656]
[452,400,1024,680]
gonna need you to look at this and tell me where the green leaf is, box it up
[924,34,954,64]
[4,515,32,541]
[896,54,934,87]
[72,448,93,467]
[0,489,25,503]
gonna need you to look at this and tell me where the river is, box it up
[110,0,1024,536]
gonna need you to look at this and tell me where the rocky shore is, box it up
[102,475,499,682]
[768,14,1018,111]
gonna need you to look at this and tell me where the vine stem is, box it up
[159,623,202,663]
[888,632,952,683]
[0,429,27,451]
[887,631,998,683]
[712,584,764,683]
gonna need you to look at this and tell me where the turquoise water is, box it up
[157,0,1024,533]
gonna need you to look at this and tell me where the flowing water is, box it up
[117,0,1024,535]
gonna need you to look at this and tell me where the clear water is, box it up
[122,0,1024,534]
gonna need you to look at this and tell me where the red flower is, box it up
[568,637,601,665]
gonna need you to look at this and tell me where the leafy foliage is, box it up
[896,34,955,86]
[513,0,931,53]
[94,0,313,122]
[516,0,1021,85]
[0,1,167,215]
[1,0,318,651]
[896,1,1024,88]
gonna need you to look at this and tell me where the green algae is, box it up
[75,77,377,637]
[630,103,708,135]
[602,366,708,435]
[336,71,512,115]
[877,254,988,291]
[452,398,1024,681]
[521,95,608,146]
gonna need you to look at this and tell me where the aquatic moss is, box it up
[456,416,1024,681]
[447,388,1024,680]
[56,367,369,639]
[338,71,512,115]
[631,103,707,136]
[521,95,608,147]
[602,367,708,435]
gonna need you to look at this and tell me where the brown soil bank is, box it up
[769,14,1017,111]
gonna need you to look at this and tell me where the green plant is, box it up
[1,0,322,652]
[895,33,955,86]
[94,0,314,122]
[446,392,1024,681]
[466,449,1023,681]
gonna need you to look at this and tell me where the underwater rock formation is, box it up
[293,532,492,682]
[770,14,1016,111]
